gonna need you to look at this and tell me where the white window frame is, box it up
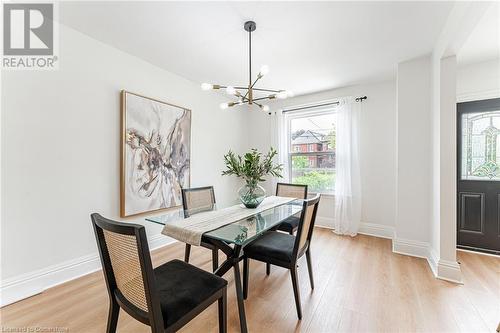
[283,105,337,195]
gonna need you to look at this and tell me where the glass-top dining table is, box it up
[144,198,304,333]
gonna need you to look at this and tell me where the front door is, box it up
[457,98,500,255]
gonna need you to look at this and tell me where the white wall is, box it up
[394,56,432,245]
[430,54,441,266]
[393,54,462,282]
[1,24,248,302]
[457,58,500,102]
[437,56,459,279]
[428,52,462,283]
[246,80,397,237]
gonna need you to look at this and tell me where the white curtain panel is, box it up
[334,97,362,236]
[270,109,288,190]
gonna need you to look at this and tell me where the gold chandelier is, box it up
[201,21,292,111]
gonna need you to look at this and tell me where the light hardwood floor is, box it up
[1,228,499,332]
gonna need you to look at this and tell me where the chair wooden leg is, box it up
[290,266,302,320]
[184,244,191,263]
[305,249,314,290]
[218,289,227,333]
[266,262,271,276]
[106,299,119,333]
[212,249,219,272]
[243,258,249,299]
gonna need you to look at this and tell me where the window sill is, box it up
[309,192,334,198]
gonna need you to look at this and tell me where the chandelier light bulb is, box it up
[226,86,236,95]
[201,83,213,91]
[259,65,269,77]
[220,102,229,109]
[277,90,289,99]
[262,105,270,112]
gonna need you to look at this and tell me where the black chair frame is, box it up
[91,213,227,333]
[275,182,308,235]
[269,182,309,275]
[275,182,309,197]
[242,195,320,320]
[181,186,220,272]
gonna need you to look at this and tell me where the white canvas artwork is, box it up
[121,91,191,217]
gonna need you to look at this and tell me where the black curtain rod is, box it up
[282,96,367,114]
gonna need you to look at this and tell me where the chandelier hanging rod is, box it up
[248,20,253,89]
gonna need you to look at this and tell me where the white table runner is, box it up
[162,196,296,246]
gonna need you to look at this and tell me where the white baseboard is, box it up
[392,237,437,277]
[437,259,463,284]
[149,233,176,252]
[0,253,101,307]
[0,234,175,307]
[359,222,394,239]
[392,237,462,284]
[315,216,334,228]
[392,237,430,258]
[315,217,395,240]
[428,247,439,277]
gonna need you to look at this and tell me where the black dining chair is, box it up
[263,183,309,276]
[181,186,220,272]
[275,183,308,235]
[91,213,227,333]
[242,194,320,320]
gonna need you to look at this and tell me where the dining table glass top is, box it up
[145,199,304,246]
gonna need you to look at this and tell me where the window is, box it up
[461,110,500,180]
[286,108,336,194]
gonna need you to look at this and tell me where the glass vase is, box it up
[238,183,266,208]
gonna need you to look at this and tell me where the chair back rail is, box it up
[276,183,308,199]
[293,194,321,258]
[181,186,216,217]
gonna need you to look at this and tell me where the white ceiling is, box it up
[59,1,454,96]
[458,2,499,65]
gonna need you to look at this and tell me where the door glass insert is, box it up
[461,111,500,180]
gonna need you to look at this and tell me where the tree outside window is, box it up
[288,110,336,194]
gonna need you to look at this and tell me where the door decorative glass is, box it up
[461,111,500,180]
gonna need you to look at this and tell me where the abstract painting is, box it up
[121,91,191,217]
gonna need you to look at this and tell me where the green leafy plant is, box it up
[292,155,309,169]
[222,148,283,188]
[294,171,335,192]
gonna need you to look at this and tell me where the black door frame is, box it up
[457,97,500,255]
